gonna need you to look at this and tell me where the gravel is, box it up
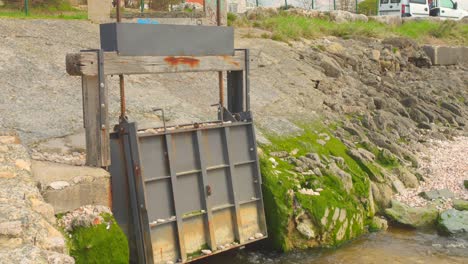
[395,137,468,209]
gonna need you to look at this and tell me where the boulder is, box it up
[453,199,468,211]
[385,200,438,228]
[394,168,419,188]
[369,216,388,232]
[392,180,406,194]
[369,15,402,26]
[320,57,342,78]
[438,209,468,238]
[382,37,417,50]
[371,182,393,210]
[420,189,454,201]
[330,10,368,23]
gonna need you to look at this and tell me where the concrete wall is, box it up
[423,45,468,66]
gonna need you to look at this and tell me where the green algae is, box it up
[62,213,129,264]
[260,122,377,251]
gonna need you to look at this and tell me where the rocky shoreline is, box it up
[395,137,468,209]
[386,137,468,237]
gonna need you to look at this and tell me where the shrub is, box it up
[358,0,378,16]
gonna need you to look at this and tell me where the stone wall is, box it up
[0,133,74,263]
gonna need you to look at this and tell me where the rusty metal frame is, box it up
[118,121,154,264]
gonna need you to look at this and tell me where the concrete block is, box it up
[423,45,468,66]
[88,0,112,23]
[32,161,110,213]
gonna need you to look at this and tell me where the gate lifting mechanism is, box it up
[65,16,267,264]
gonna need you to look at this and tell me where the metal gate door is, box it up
[110,121,267,264]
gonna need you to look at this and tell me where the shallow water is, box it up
[195,227,468,264]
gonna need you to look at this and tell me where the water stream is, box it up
[195,227,468,264]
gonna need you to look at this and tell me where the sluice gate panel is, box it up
[66,23,268,264]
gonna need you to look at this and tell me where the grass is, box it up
[0,10,87,19]
[0,3,86,20]
[230,12,468,45]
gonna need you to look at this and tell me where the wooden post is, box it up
[82,75,110,167]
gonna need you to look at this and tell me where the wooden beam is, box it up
[82,75,110,167]
[67,52,245,76]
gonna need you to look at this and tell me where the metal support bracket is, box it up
[118,121,154,264]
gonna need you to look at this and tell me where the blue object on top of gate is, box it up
[136,18,159,25]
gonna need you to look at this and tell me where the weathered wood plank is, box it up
[67,52,245,76]
[82,75,110,167]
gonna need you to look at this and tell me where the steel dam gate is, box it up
[66,22,267,264]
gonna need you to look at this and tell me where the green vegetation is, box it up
[187,243,209,259]
[227,12,237,26]
[0,0,86,19]
[0,9,87,19]
[232,12,468,45]
[63,213,129,264]
[358,0,378,16]
[260,122,375,250]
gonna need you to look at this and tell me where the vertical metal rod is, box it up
[140,0,144,13]
[119,75,126,120]
[24,0,28,16]
[116,0,122,22]
[217,0,224,111]
[245,49,250,112]
[218,72,224,108]
[116,0,126,120]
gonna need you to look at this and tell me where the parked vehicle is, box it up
[430,0,468,19]
[378,0,430,17]
[378,0,468,19]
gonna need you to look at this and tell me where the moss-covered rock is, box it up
[437,209,468,238]
[58,205,129,264]
[385,200,438,228]
[453,199,468,211]
[260,125,378,251]
[369,216,388,232]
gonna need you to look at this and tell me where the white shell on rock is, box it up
[49,181,70,190]
[201,249,212,255]
[254,233,264,239]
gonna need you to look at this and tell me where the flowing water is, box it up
[195,227,468,264]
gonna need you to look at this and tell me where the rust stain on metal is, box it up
[222,56,240,67]
[164,56,200,68]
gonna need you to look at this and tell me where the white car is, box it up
[378,0,430,17]
[378,0,468,19]
[430,0,468,20]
